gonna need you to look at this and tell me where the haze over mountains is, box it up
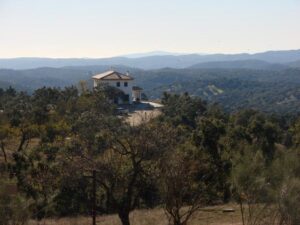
[1,49,300,70]
[1,49,300,114]
[120,51,186,58]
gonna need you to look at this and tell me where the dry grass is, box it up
[126,109,161,126]
[29,204,243,225]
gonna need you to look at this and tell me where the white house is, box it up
[92,70,143,104]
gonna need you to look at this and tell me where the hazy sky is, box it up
[0,0,299,58]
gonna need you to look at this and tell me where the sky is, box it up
[0,0,299,58]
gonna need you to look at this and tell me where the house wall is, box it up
[94,79,133,104]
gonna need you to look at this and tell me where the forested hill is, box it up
[288,60,300,68]
[189,59,289,70]
[138,68,300,114]
[1,66,300,114]
[0,65,139,91]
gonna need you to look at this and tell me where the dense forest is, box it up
[148,69,300,114]
[0,85,299,225]
[1,66,300,114]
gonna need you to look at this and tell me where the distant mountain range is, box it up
[1,49,300,70]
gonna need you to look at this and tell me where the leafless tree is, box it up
[159,146,206,225]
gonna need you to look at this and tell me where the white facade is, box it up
[93,79,133,104]
[92,71,136,104]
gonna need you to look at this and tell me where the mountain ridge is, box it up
[1,49,300,70]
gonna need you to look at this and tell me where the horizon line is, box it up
[0,48,300,60]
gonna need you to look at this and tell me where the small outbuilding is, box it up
[132,86,143,102]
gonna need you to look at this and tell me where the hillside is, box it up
[0,65,140,92]
[137,68,300,114]
[189,59,288,70]
[1,65,300,114]
[288,60,300,68]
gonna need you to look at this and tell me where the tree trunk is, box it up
[223,184,231,203]
[1,142,7,163]
[118,211,130,225]
[173,219,185,225]
[172,214,184,225]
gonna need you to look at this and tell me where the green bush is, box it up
[278,178,300,225]
[0,179,31,225]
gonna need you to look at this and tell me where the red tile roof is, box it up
[92,70,134,80]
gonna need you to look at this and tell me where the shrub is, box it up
[0,178,31,225]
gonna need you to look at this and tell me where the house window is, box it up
[124,82,128,87]
[116,82,120,87]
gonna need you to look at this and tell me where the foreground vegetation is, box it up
[0,86,299,225]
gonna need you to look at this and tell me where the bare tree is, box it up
[159,145,207,225]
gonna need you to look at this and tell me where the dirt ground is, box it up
[29,204,243,225]
[122,101,163,126]
[126,109,161,126]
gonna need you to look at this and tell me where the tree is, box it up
[0,176,32,225]
[268,149,300,225]
[161,92,207,128]
[5,86,17,97]
[192,112,231,202]
[106,123,174,225]
[229,110,281,162]
[231,147,273,225]
[0,125,14,164]
[159,144,209,225]
[65,104,175,225]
